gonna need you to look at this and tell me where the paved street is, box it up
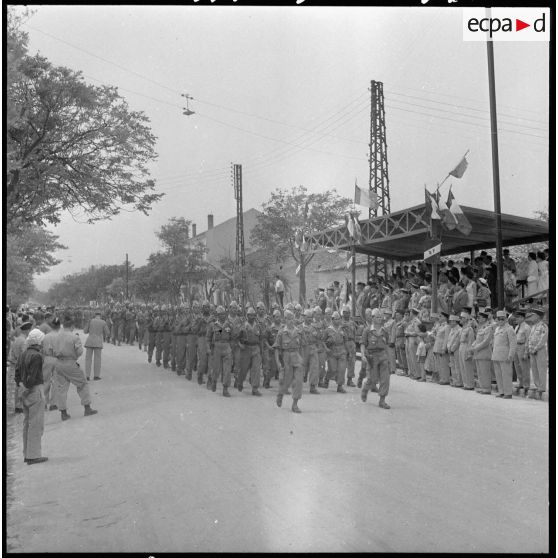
[6,331,549,553]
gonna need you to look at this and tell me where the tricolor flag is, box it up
[449,154,469,179]
[435,190,457,230]
[295,263,301,276]
[354,182,379,209]
[447,187,472,236]
[346,213,362,242]
[425,188,441,221]
[346,255,353,270]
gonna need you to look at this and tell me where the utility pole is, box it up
[232,163,246,309]
[486,8,505,310]
[125,253,129,300]
[368,80,392,281]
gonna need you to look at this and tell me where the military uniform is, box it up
[513,321,531,391]
[273,326,303,401]
[172,313,190,375]
[324,324,347,388]
[195,312,213,384]
[446,325,463,387]
[229,314,244,379]
[361,324,391,404]
[458,323,476,389]
[147,312,158,363]
[207,318,233,392]
[527,320,548,394]
[404,315,421,378]
[238,320,264,392]
[341,317,358,383]
[433,321,451,384]
[185,311,199,378]
[471,322,493,393]
[314,318,328,386]
[265,320,283,388]
[41,328,60,408]
[491,321,517,397]
[300,320,320,391]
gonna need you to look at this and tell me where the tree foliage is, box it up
[251,185,351,302]
[6,7,163,231]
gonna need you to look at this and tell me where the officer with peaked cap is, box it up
[526,308,548,398]
[471,311,494,394]
[446,314,463,387]
[512,310,531,395]
[491,310,517,398]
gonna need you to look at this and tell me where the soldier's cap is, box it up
[419,285,429,291]
[477,311,489,319]
[514,310,526,317]
[448,314,460,322]
[496,310,508,319]
[216,305,226,314]
[202,301,210,307]
[94,309,102,315]
[271,302,279,309]
[229,301,239,309]
[478,278,488,286]
[430,312,440,319]
[440,311,450,319]
[382,284,392,291]
[460,312,470,319]
[284,310,294,319]
[324,307,333,315]
[410,308,420,314]
[341,305,351,313]
[273,310,282,318]
[51,317,61,327]
[318,288,325,292]
[483,307,493,313]
[526,308,545,318]
[382,308,392,315]
[285,303,294,311]
[331,311,341,319]
[256,301,265,309]
[20,321,33,331]
[410,282,419,289]
[303,309,313,318]
[371,308,382,318]
[400,288,410,294]
[294,303,303,311]
[313,306,322,314]
[246,307,256,315]
[327,284,335,291]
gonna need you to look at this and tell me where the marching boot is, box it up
[309,385,320,394]
[379,396,391,409]
[197,374,203,385]
[206,379,212,391]
[252,388,262,396]
[360,389,368,402]
[303,373,308,383]
[84,404,98,416]
[291,399,302,413]
[337,385,346,394]
[61,409,71,421]
[323,379,329,389]
[276,393,283,408]
[223,387,231,397]
[346,379,356,387]
[49,405,58,411]
[212,380,217,393]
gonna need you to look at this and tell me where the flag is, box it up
[449,154,468,179]
[352,213,362,242]
[425,188,441,221]
[435,191,457,230]
[346,213,355,238]
[346,255,353,270]
[447,188,472,235]
[346,213,362,242]
[354,183,379,209]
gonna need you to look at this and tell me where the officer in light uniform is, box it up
[146,307,159,364]
[341,305,358,386]
[446,314,463,387]
[458,312,476,390]
[360,308,391,409]
[238,307,264,396]
[300,309,320,394]
[471,311,493,394]
[491,310,517,398]
[313,307,328,388]
[264,310,283,389]
[393,309,408,378]
[383,307,397,374]
[404,308,421,379]
[526,308,548,399]
[512,310,531,395]
[207,306,233,397]
[324,311,348,393]
[274,310,304,413]
[41,317,61,410]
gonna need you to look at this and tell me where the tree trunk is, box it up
[298,261,306,305]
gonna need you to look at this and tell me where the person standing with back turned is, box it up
[83,309,110,381]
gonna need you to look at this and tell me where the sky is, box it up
[15,5,549,291]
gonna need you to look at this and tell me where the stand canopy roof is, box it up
[309,203,549,261]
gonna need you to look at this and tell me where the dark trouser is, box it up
[239,345,262,389]
[363,351,390,397]
[162,332,172,367]
[346,341,356,379]
[231,341,241,376]
[395,339,407,371]
[302,345,319,387]
[513,345,530,389]
[327,352,347,386]
[318,351,327,382]
[279,351,303,400]
[197,336,209,378]
[126,323,136,344]
[211,342,232,387]
[22,385,45,459]
[111,322,121,344]
[276,291,284,308]
[147,331,157,361]
[174,334,188,373]
[55,360,92,410]
[186,334,198,375]
[155,332,164,364]
[137,325,146,348]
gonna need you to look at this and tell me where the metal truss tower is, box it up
[367,80,391,280]
[232,163,246,306]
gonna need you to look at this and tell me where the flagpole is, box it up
[486,8,505,310]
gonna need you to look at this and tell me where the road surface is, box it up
[6,331,549,553]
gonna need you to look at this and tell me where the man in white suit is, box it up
[84,309,110,381]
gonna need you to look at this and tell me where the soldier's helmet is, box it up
[342,305,351,314]
[364,308,373,317]
[202,301,210,308]
[331,311,341,320]
[324,307,333,316]
[371,308,382,318]
[192,300,200,308]
[303,309,313,318]
[246,307,256,316]
[161,304,167,311]
[216,305,226,315]
[229,301,239,309]
[294,303,302,312]
[285,302,294,311]
[271,302,280,310]
[313,306,322,315]
[256,301,265,310]
[284,310,294,320]
[273,310,282,318]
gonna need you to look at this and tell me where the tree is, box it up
[251,185,351,303]
[6,7,163,231]
[6,225,66,304]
